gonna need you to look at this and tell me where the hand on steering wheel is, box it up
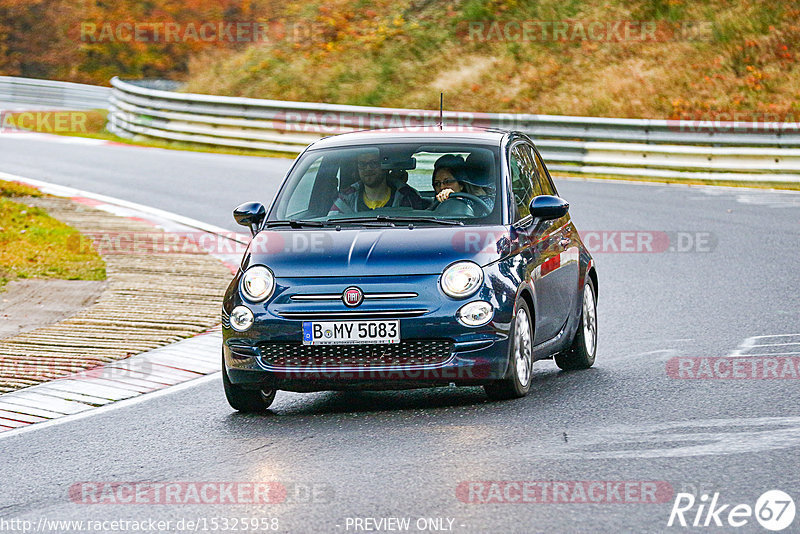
[435,188,456,203]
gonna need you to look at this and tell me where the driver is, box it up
[431,154,492,209]
[329,149,426,214]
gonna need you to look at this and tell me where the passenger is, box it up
[329,150,426,214]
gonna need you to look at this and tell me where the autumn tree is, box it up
[0,0,269,84]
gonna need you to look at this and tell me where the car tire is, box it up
[222,353,276,412]
[484,299,533,400]
[555,277,597,370]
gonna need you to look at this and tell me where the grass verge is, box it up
[0,180,106,289]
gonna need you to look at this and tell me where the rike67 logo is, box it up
[668,490,795,531]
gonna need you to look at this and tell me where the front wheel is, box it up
[484,299,533,400]
[555,277,597,370]
[222,353,276,413]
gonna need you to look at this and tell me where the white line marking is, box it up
[726,352,800,357]
[0,132,111,146]
[728,334,800,357]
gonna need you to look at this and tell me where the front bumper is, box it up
[224,336,510,391]
[222,272,515,392]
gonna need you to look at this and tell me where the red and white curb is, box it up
[0,172,248,434]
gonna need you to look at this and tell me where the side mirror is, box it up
[528,195,569,221]
[233,202,266,237]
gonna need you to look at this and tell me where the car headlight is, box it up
[229,306,254,332]
[440,261,483,299]
[241,265,275,302]
[457,301,494,327]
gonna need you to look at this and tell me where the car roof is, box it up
[307,126,512,150]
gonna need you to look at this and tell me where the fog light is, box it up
[230,306,254,332]
[457,301,493,327]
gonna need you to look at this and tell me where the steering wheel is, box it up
[432,192,491,216]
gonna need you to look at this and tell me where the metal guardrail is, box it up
[2,75,796,181]
[75,77,800,181]
[0,76,110,110]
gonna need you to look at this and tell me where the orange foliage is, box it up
[0,0,269,84]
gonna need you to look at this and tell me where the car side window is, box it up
[509,144,541,221]
[531,148,556,196]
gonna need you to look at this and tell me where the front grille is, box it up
[257,340,453,368]
[277,309,427,320]
[221,310,231,329]
[290,292,418,301]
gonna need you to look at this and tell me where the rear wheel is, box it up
[222,353,276,412]
[555,277,597,370]
[484,299,533,400]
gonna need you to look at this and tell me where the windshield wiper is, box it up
[324,216,396,227]
[328,215,463,226]
[264,219,326,228]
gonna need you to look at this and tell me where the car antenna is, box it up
[439,92,444,130]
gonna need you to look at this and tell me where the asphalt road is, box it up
[1,134,800,533]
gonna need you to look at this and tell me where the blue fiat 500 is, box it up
[222,128,598,412]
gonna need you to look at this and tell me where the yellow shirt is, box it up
[363,188,391,209]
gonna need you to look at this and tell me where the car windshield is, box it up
[270,143,502,225]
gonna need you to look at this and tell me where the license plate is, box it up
[302,320,400,345]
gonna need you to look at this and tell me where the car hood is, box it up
[244,225,510,277]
